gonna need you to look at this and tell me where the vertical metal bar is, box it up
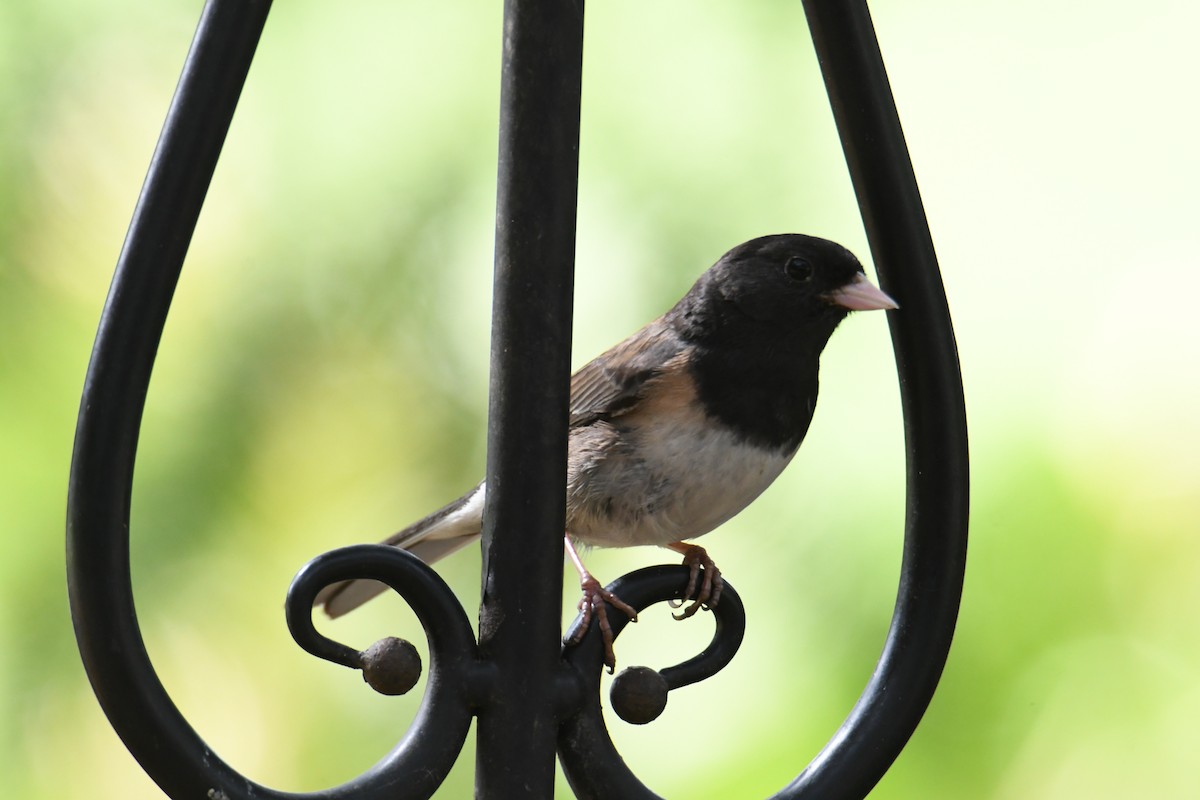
[66,1,274,797]
[778,0,970,797]
[477,0,585,797]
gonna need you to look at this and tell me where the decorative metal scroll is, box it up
[65,0,968,798]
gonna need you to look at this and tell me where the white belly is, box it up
[566,417,795,548]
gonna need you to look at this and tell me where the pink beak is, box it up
[826,273,898,311]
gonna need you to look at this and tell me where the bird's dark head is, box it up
[670,233,896,350]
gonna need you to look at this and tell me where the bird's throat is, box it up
[687,348,820,452]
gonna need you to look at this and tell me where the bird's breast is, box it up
[566,370,796,548]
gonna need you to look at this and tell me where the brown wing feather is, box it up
[568,318,688,428]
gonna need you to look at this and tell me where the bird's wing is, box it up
[319,321,687,618]
[568,318,688,428]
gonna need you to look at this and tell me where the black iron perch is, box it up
[66,0,968,798]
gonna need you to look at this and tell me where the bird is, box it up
[316,233,897,670]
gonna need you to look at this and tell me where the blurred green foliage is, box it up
[3,0,1199,797]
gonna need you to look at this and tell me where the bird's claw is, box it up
[669,544,723,620]
[564,574,637,673]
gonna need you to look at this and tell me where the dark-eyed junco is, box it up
[317,234,896,669]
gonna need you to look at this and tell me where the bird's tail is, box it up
[315,482,485,618]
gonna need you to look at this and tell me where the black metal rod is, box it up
[67,2,489,797]
[773,1,970,797]
[476,0,586,797]
[65,2,276,797]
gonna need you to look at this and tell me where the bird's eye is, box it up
[784,256,814,282]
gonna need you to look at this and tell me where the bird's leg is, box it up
[563,534,638,672]
[664,541,724,620]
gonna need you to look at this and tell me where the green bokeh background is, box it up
[4,0,1198,797]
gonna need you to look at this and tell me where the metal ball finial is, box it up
[610,666,669,725]
[359,637,422,696]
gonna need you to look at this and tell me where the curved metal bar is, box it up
[764,2,970,798]
[284,545,482,793]
[557,2,966,796]
[66,1,278,798]
[285,545,477,674]
[65,0,481,797]
[558,567,746,800]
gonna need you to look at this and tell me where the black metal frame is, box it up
[66,0,967,798]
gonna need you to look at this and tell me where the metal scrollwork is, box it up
[67,0,966,797]
[285,546,482,793]
[559,567,746,799]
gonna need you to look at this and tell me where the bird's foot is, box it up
[565,573,638,673]
[666,542,723,620]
